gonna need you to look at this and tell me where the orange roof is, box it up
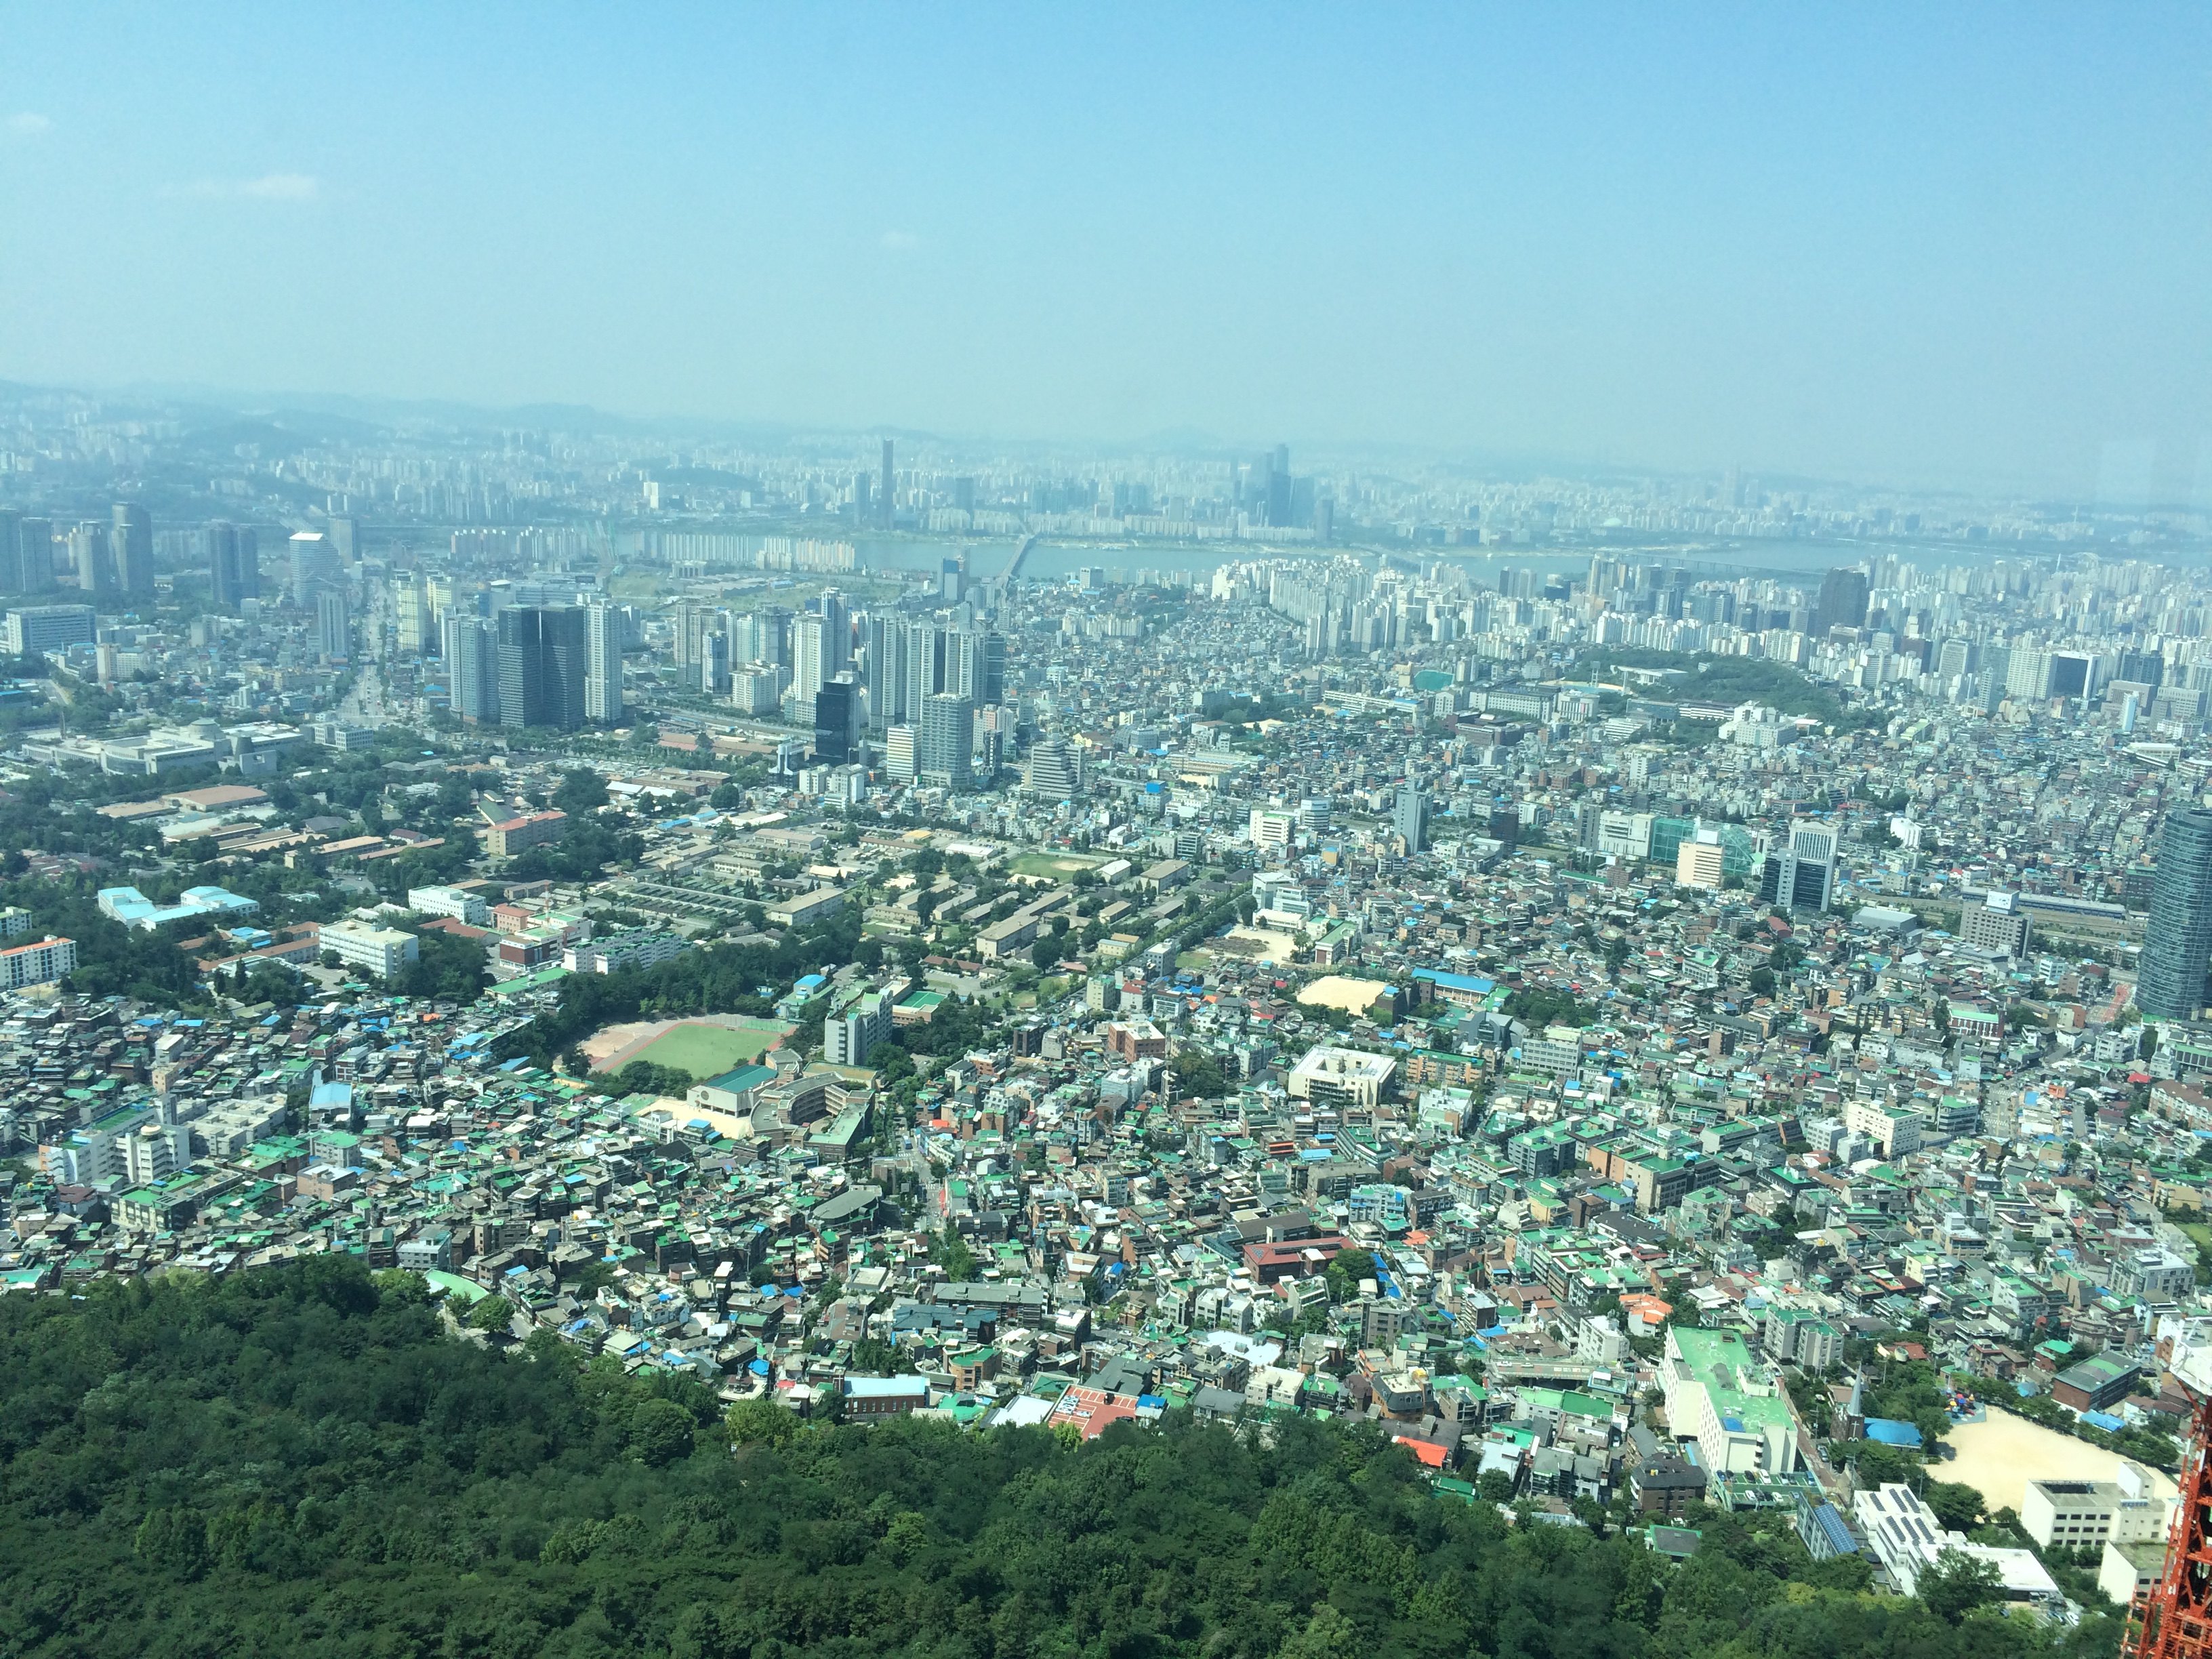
[1046,1385,1141,1440]
[1392,1435,1448,1468]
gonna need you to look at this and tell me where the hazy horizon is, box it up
[3,5,2208,498]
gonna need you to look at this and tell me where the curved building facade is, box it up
[2139,808,2212,1020]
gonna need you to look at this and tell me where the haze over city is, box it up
[7,12,2212,1659]
[3,5,2209,494]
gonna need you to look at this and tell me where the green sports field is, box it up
[623,1020,789,1080]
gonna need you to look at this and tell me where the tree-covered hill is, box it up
[0,1262,2119,1659]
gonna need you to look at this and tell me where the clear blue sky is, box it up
[3,5,2208,493]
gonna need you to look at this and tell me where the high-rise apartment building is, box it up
[110,504,154,601]
[734,606,791,669]
[862,612,910,729]
[497,605,587,731]
[315,588,351,662]
[584,602,623,724]
[0,512,18,593]
[394,577,431,653]
[2118,649,2167,691]
[70,521,117,602]
[793,611,829,701]
[731,664,787,715]
[1393,782,1429,853]
[901,617,1002,714]
[918,692,973,790]
[2140,808,2212,1020]
[443,615,500,724]
[764,605,795,666]
[817,590,851,678]
[825,987,895,1066]
[670,598,719,678]
[879,438,895,530]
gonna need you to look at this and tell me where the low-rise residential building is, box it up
[0,935,75,990]
[483,811,567,857]
[564,930,687,975]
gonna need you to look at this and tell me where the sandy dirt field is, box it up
[1297,976,1392,1015]
[579,1020,668,1064]
[1943,1413,2176,1517]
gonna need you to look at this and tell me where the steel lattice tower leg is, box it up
[2137,1389,2212,1659]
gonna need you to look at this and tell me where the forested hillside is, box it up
[0,1262,2119,1659]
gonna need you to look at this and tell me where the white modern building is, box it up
[1676,830,1725,890]
[123,1122,190,1186]
[1286,1045,1396,1109]
[3,603,95,656]
[584,600,623,724]
[2020,1469,2169,1553]
[883,724,917,782]
[1855,1483,2060,1602]
[319,922,419,979]
[407,886,490,926]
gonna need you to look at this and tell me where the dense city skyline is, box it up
[5,10,2212,1656]
[4,7,2209,494]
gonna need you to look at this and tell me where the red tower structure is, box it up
[2135,1388,2212,1659]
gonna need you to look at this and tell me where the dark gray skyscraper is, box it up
[207,521,260,610]
[1265,444,1292,527]
[17,518,52,592]
[813,678,859,765]
[0,512,19,592]
[110,504,153,601]
[497,605,586,731]
[879,438,895,530]
[2139,808,2212,1020]
[1814,567,1870,635]
[315,588,351,662]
